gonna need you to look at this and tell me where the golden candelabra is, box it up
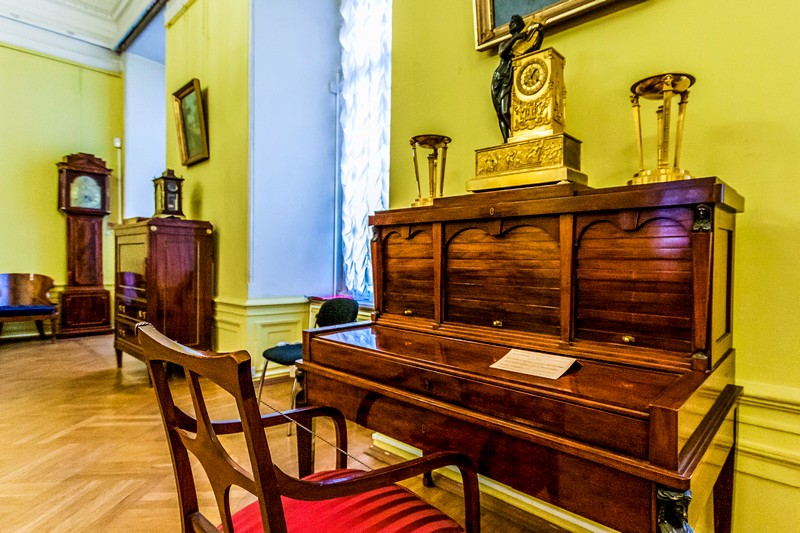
[630,72,695,185]
[410,134,451,207]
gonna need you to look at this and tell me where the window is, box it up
[337,0,392,303]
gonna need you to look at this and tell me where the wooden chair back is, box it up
[0,273,55,306]
[136,322,287,533]
[138,322,480,533]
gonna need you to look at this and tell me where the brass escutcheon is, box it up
[492,320,503,327]
[622,335,636,344]
[404,309,413,316]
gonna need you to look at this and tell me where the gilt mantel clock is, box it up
[57,152,113,336]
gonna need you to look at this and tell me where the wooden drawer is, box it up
[308,325,669,459]
[114,316,142,359]
[115,297,148,321]
[116,298,148,322]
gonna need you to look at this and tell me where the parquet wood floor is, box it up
[0,334,565,532]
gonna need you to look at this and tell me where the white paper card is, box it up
[490,349,576,380]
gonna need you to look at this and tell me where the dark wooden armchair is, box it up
[136,322,480,533]
[0,273,58,341]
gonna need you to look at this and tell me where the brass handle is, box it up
[137,310,146,319]
[118,329,126,338]
[492,320,503,328]
[622,335,636,344]
[404,309,413,316]
[118,305,125,312]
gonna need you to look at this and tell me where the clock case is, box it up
[57,153,113,337]
[58,152,111,215]
[153,169,185,218]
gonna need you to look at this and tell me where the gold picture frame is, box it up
[473,0,642,51]
[172,78,209,166]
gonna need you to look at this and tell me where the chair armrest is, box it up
[201,405,347,434]
[275,450,476,501]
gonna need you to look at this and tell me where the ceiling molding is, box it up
[115,0,165,53]
[0,16,121,71]
[0,0,154,50]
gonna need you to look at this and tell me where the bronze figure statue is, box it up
[656,488,694,533]
[491,15,545,143]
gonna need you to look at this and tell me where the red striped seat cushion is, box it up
[227,469,464,532]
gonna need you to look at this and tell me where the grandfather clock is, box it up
[57,153,113,336]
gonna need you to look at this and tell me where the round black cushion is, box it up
[262,343,303,366]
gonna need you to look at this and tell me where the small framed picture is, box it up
[172,78,209,166]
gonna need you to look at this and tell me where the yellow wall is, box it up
[0,44,122,286]
[392,0,799,530]
[164,0,250,303]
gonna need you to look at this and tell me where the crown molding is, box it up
[0,0,153,50]
[0,16,121,72]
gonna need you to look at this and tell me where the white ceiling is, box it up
[0,0,154,50]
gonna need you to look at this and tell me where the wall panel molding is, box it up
[213,297,308,377]
[736,379,800,488]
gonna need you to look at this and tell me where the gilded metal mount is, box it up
[471,47,587,192]
[630,73,695,185]
[410,134,451,207]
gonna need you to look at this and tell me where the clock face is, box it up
[166,181,179,192]
[166,193,178,211]
[516,58,549,97]
[70,175,102,210]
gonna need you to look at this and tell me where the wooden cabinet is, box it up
[302,178,745,532]
[113,218,213,366]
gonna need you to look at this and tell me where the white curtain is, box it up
[339,0,392,301]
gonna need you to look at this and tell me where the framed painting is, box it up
[474,0,642,50]
[172,78,209,166]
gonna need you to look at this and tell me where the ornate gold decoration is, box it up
[472,47,587,192]
[509,48,565,142]
[629,72,695,185]
[469,134,587,191]
[516,58,548,96]
[410,134,451,207]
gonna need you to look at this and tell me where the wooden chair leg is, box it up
[35,320,46,339]
[50,317,57,342]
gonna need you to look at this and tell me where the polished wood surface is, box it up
[0,335,552,532]
[113,218,213,366]
[300,178,743,533]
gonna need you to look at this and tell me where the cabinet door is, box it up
[444,216,562,335]
[574,207,694,351]
[150,229,212,349]
[380,225,435,320]
[67,216,103,286]
[115,232,148,320]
